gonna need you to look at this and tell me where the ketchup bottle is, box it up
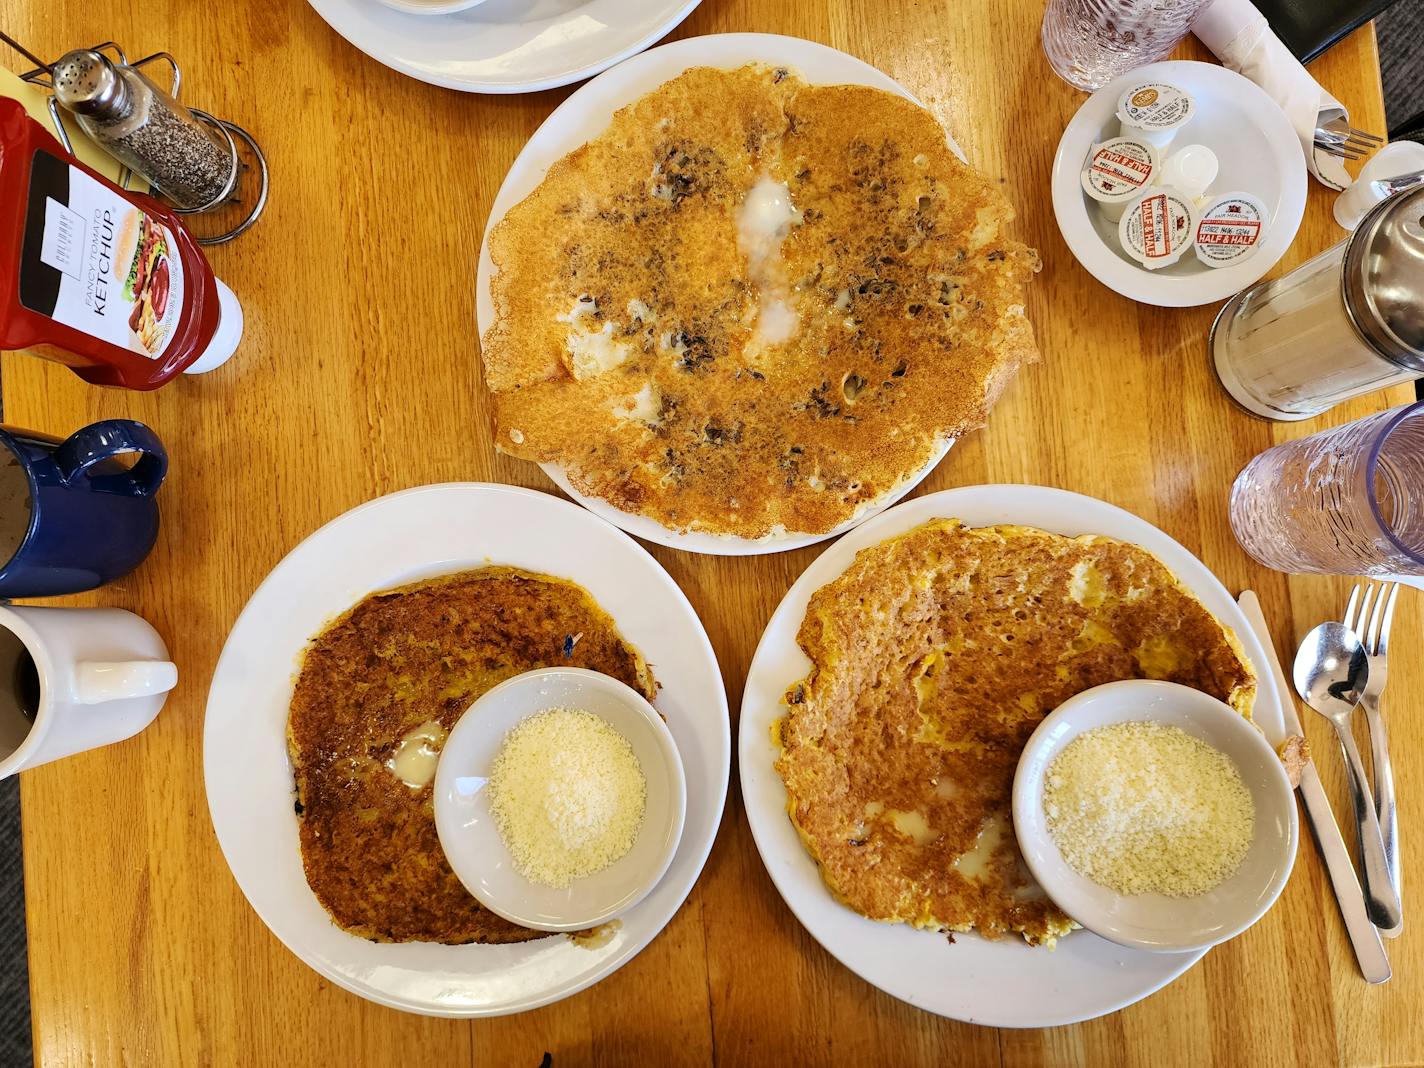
[0,97,241,389]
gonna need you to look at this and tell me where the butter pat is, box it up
[1118,187,1198,270]
[1117,82,1194,152]
[1194,192,1268,268]
[1081,137,1160,222]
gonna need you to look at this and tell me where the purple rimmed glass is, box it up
[1229,401,1424,576]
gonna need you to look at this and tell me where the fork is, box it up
[1346,581,1402,937]
[1315,116,1384,161]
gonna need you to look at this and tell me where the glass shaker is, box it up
[1210,186,1424,421]
[49,49,235,211]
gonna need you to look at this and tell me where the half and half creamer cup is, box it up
[1118,187,1199,271]
[1116,82,1194,153]
[1194,192,1268,268]
[1081,137,1160,222]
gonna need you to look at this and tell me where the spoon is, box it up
[1294,622,1402,930]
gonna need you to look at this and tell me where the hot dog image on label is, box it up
[1118,187,1199,270]
[1194,193,1268,268]
[113,207,183,356]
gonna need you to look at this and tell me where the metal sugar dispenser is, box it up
[1211,186,1424,421]
[3,35,267,245]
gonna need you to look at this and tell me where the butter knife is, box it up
[1238,591,1390,983]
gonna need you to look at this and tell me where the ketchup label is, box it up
[19,150,184,360]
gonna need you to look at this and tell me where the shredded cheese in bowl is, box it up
[1042,720,1255,897]
[487,707,647,889]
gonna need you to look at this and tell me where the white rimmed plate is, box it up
[1051,60,1307,308]
[738,484,1288,1027]
[304,0,701,94]
[204,483,729,1017]
[476,33,965,556]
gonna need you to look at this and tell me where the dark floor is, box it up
[0,777,27,1066]
[1380,0,1424,135]
[0,10,1421,1065]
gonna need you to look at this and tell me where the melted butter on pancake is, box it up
[385,719,447,789]
[952,812,1007,881]
[610,382,662,426]
[737,176,802,349]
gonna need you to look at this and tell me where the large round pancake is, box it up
[774,519,1257,946]
[287,567,656,944]
[483,64,1039,539]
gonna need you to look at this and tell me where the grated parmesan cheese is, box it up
[487,707,646,889]
[1042,720,1254,897]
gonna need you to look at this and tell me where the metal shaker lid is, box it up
[1344,185,1424,372]
[50,50,131,119]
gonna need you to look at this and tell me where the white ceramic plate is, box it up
[204,483,729,1017]
[739,485,1288,1027]
[304,0,701,94]
[476,33,965,556]
[1051,60,1308,308]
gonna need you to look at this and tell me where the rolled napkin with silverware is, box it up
[1193,0,1378,190]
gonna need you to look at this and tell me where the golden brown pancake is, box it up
[288,567,656,944]
[774,520,1256,946]
[484,64,1039,539]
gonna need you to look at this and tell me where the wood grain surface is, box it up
[2,1,1418,1065]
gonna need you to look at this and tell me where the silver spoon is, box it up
[1294,622,1402,930]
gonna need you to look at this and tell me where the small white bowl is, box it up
[433,667,686,932]
[1012,680,1297,952]
[1051,60,1307,308]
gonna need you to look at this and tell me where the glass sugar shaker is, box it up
[1210,186,1424,421]
[49,49,235,211]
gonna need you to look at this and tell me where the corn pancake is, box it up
[288,567,655,944]
[484,65,1039,539]
[774,519,1256,946]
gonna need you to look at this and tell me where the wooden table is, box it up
[3,1,1418,1064]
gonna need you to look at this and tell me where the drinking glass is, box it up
[1042,0,1215,91]
[1230,402,1424,576]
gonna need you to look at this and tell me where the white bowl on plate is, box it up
[1013,679,1297,953]
[1051,60,1307,307]
[433,667,687,932]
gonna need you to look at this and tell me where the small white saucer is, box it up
[1051,60,1307,308]
[433,668,686,932]
[1012,679,1297,953]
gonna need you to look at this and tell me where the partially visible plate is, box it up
[739,485,1288,1027]
[204,483,729,1017]
[476,33,967,556]
[304,0,701,94]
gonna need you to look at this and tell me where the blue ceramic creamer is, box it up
[0,420,166,598]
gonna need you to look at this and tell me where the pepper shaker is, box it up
[1211,187,1424,420]
[50,49,235,211]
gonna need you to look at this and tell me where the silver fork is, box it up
[1346,581,1402,937]
[1315,116,1384,161]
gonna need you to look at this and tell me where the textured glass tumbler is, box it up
[1230,402,1424,576]
[1042,0,1214,91]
